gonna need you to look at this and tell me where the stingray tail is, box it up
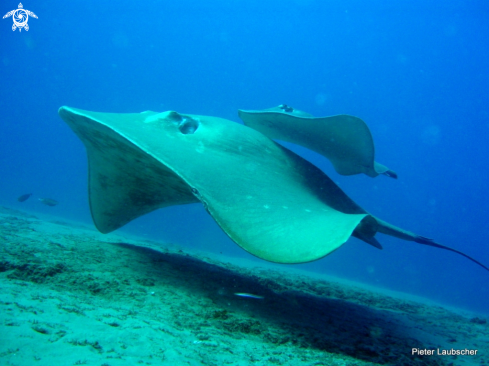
[382,170,398,179]
[414,236,489,272]
[374,217,489,272]
[373,162,398,179]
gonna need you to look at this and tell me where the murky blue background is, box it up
[1,0,488,313]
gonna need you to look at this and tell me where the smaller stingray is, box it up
[238,104,397,178]
[17,193,32,202]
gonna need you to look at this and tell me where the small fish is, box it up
[39,198,58,207]
[234,292,264,299]
[17,193,32,202]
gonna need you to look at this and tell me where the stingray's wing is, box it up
[239,106,396,178]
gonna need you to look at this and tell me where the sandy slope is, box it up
[0,206,487,366]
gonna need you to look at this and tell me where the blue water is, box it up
[1,0,488,314]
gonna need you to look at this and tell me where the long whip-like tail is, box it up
[374,217,489,272]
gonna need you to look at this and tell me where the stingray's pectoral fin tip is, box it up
[382,169,398,179]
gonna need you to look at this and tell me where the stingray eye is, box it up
[178,117,200,134]
[279,104,294,113]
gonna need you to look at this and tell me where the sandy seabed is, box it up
[0,206,488,366]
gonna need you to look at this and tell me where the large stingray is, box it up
[238,104,397,178]
[58,106,488,272]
